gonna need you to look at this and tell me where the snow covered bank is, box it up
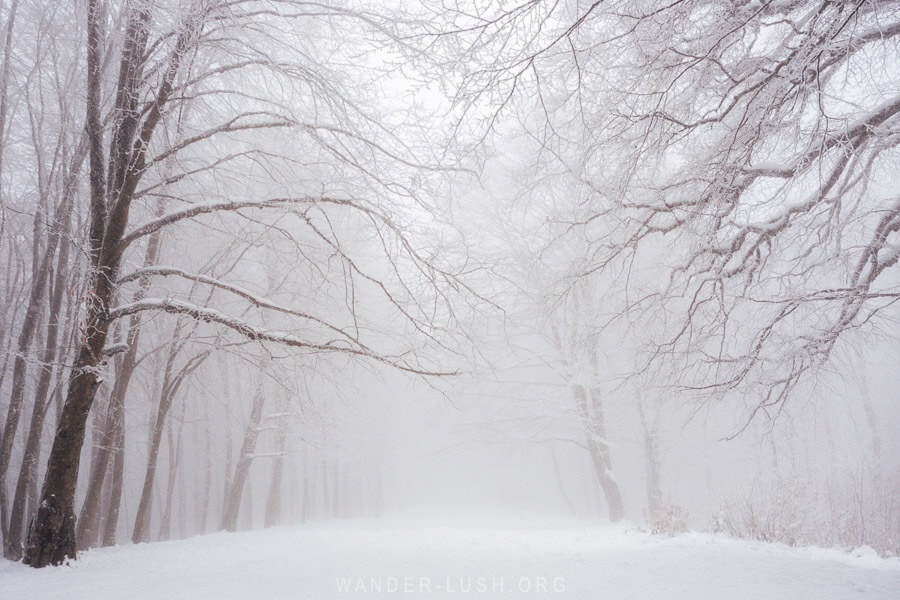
[2,515,897,599]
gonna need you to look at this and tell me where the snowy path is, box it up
[2,515,897,600]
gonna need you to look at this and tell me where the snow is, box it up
[2,514,897,600]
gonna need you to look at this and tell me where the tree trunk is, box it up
[22,306,112,566]
[574,383,624,522]
[638,400,662,522]
[5,198,75,559]
[198,404,212,534]
[0,0,21,547]
[329,462,339,518]
[22,0,149,566]
[79,224,163,547]
[300,452,312,523]
[220,384,267,531]
[100,421,125,547]
[75,325,123,549]
[158,402,184,542]
[264,403,288,528]
[0,167,52,557]
[372,463,384,517]
[131,339,205,543]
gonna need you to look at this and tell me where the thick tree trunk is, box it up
[75,326,123,549]
[79,226,162,547]
[21,0,198,565]
[22,0,121,567]
[22,307,112,566]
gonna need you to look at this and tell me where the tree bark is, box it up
[131,340,206,543]
[264,400,288,528]
[23,0,201,563]
[158,402,184,542]
[5,191,76,559]
[0,165,52,556]
[220,384,267,531]
[21,305,112,566]
[100,419,125,547]
[78,225,163,548]
[574,383,625,522]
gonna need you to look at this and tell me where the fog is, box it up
[0,0,898,582]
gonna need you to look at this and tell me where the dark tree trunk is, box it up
[79,224,163,547]
[22,311,112,566]
[1,166,52,557]
[21,0,117,567]
[5,196,76,559]
[75,325,123,549]
[23,0,192,564]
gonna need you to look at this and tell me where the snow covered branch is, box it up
[107,298,458,376]
[117,266,369,349]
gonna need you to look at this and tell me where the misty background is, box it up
[0,0,898,567]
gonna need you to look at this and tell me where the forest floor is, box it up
[2,513,898,599]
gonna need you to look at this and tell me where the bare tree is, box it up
[20,0,478,567]
[220,366,267,532]
[263,392,290,528]
[0,0,88,558]
[130,322,208,543]
[437,0,900,422]
[545,287,625,522]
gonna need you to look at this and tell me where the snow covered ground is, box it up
[2,513,897,600]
